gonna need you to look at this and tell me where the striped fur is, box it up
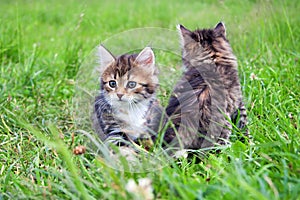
[93,46,163,146]
[164,22,248,149]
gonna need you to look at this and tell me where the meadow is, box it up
[0,0,299,199]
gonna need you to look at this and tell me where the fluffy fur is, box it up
[164,22,248,149]
[93,46,163,146]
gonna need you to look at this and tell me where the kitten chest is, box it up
[113,103,149,139]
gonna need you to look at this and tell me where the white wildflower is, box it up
[250,72,258,81]
[173,149,188,159]
[126,178,154,200]
[126,179,138,193]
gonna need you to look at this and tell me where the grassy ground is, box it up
[1,0,299,199]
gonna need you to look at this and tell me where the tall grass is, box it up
[0,0,299,199]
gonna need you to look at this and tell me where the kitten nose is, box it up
[117,93,124,100]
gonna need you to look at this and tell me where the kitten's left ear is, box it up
[214,22,226,37]
[97,45,116,68]
[177,24,194,46]
[135,47,155,70]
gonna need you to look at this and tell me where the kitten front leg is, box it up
[103,134,140,167]
[116,146,139,162]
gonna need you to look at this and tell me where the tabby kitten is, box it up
[164,22,248,149]
[93,46,163,146]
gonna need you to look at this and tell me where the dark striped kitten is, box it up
[93,46,162,147]
[164,22,248,149]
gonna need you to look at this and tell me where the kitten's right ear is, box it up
[214,22,226,37]
[177,24,194,46]
[135,47,155,69]
[97,45,115,69]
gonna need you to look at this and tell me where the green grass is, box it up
[1,0,299,199]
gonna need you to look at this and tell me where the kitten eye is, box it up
[109,80,117,88]
[127,81,137,89]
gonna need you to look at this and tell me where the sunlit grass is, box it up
[0,0,299,199]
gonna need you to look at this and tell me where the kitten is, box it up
[93,46,163,148]
[164,22,248,149]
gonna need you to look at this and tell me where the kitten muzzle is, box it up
[117,93,124,100]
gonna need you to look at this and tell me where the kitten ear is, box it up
[177,24,194,46]
[214,22,226,37]
[97,45,116,69]
[135,47,155,69]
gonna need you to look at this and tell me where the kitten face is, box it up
[177,22,232,63]
[98,46,158,106]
